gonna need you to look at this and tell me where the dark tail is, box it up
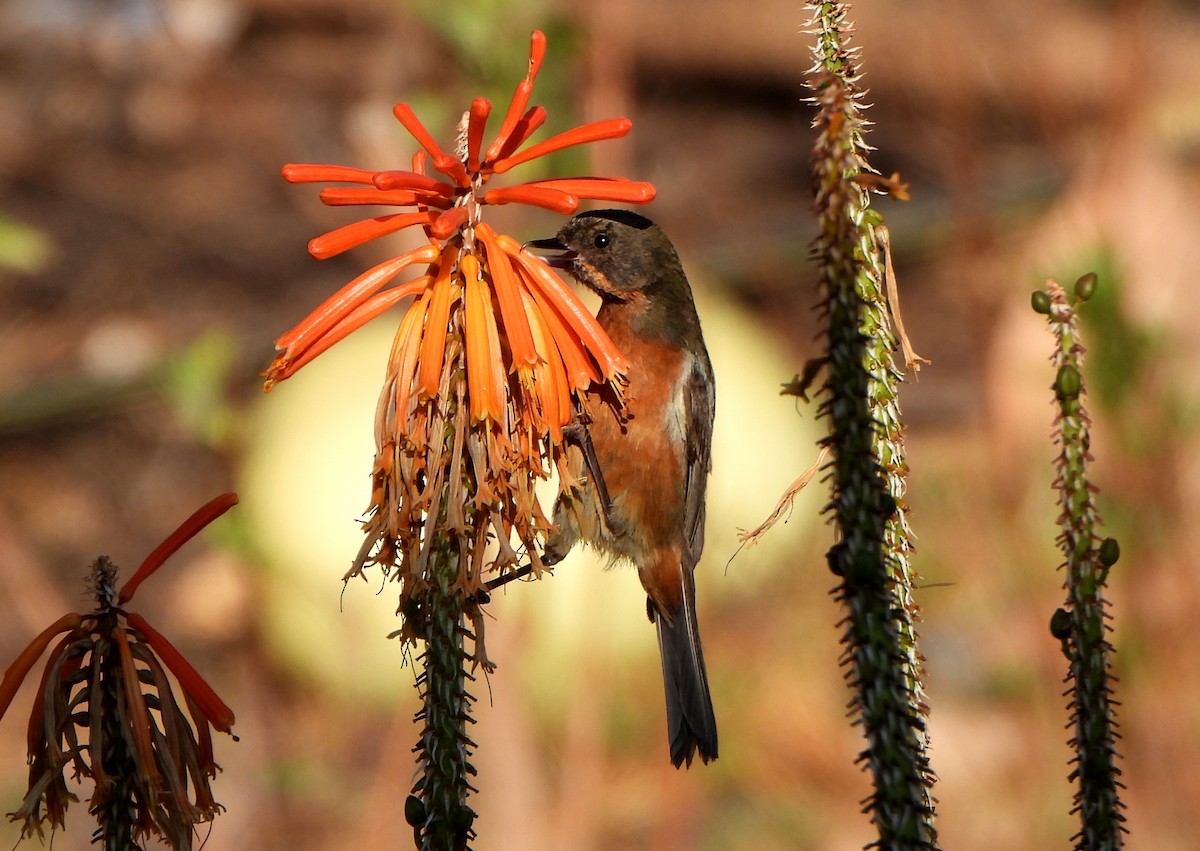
[654,569,718,768]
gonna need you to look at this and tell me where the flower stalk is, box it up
[806,3,938,847]
[266,30,651,848]
[1035,275,1126,849]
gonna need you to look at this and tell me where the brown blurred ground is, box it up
[2,0,1200,848]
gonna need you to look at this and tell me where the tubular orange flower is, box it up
[490,118,633,174]
[264,29,654,649]
[463,256,506,424]
[475,223,538,371]
[118,492,239,604]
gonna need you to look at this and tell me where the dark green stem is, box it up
[807,3,937,847]
[1041,277,1125,849]
[411,542,478,851]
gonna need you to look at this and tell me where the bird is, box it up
[528,209,718,768]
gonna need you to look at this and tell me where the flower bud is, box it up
[1099,537,1120,567]
[1055,364,1082,399]
[1074,272,1097,303]
[1049,607,1072,641]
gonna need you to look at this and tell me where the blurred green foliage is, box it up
[0,214,53,274]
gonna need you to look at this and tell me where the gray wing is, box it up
[682,351,715,570]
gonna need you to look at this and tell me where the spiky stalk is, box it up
[806,3,937,847]
[410,549,479,851]
[405,329,480,851]
[1037,275,1126,849]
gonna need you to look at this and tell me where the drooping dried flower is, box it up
[265,29,652,638]
[0,494,238,850]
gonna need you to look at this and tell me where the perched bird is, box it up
[529,210,718,768]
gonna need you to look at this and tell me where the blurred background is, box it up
[1,0,1199,848]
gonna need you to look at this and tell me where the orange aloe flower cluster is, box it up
[0,494,238,848]
[264,31,652,632]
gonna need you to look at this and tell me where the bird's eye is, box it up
[594,231,610,249]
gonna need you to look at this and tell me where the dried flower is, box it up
[0,494,238,850]
[264,30,652,637]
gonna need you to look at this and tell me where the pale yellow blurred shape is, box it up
[241,314,413,708]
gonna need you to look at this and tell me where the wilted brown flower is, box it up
[265,30,653,641]
[0,494,238,850]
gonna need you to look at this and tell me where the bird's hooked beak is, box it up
[523,235,576,269]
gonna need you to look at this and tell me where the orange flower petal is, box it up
[433,154,471,190]
[505,238,629,378]
[272,242,440,368]
[518,177,656,204]
[308,211,438,260]
[126,613,235,734]
[372,170,455,196]
[462,254,505,423]
[0,612,82,723]
[417,250,458,399]
[466,97,492,172]
[393,103,450,165]
[492,106,547,164]
[483,31,546,163]
[475,223,539,369]
[392,290,432,431]
[490,118,633,175]
[521,288,570,440]
[280,276,431,378]
[282,163,376,184]
[481,281,508,428]
[117,494,238,605]
[319,187,453,209]
[481,184,579,215]
[485,81,533,165]
[430,205,473,240]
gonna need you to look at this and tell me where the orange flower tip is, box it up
[282,163,376,185]
[467,98,492,171]
[528,30,547,79]
[430,206,472,240]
